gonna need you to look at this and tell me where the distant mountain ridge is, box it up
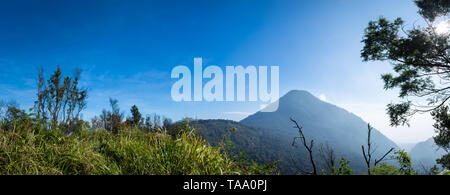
[409,137,446,170]
[241,90,398,173]
[398,143,417,153]
[195,90,399,174]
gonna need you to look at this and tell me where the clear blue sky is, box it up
[0,0,434,143]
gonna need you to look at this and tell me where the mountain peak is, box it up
[239,89,398,174]
[283,90,315,99]
[274,90,327,113]
[279,90,324,105]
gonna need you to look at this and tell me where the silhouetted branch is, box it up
[362,123,395,175]
[319,143,336,174]
[374,148,394,166]
[290,117,317,175]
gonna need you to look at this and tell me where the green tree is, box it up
[430,165,441,175]
[330,158,353,175]
[431,106,450,169]
[394,149,416,175]
[361,0,449,168]
[128,105,142,128]
[371,163,400,175]
[34,66,87,131]
[108,98,124,134]
[95,98,124,133]
[143,115,153,132]
[371,149,416,175]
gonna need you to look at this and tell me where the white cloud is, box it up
[319,94,327,101]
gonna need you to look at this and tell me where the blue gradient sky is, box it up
[0,0,435,143]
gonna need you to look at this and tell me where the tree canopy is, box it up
[361,0,449,169]
[362,0,449,126]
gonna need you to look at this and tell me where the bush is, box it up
[370,163,400,175]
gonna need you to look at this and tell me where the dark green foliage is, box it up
[127,105,142,128]
[2,107,33,133]
[108,98,124,134]
[361,0,449,171]
[431,106,450,152]
[162,118,174,134]
[415,0,450,21]
[34,67,87,131]
[386,102,412,127]
[361,0,449,126]
[430,106,450,168]
[329,158,353,175]
[370,149,416,175]
[96,98,125,134]
[215,124,279,175]
[371,163,400,175]
[143,116,153,133]
[394,149,416,175]
[430,165,441,175]
[191,119,284,173]
[436,154,450,169]
[96,102,174,136]
[0,100,47,135]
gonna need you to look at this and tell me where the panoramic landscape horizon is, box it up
[0,0,449,179]
[0,0,439,144]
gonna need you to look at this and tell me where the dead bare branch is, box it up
[290,117,317,175]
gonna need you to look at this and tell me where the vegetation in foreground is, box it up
[0,0,448,175]
[0,65,276,175]
[0,60,447,175]
[361,0,449,170]
[0,120,277,175]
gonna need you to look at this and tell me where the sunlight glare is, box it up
[435,20,449,35]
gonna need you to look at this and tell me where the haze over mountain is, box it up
[398,143,417,153]
[195,90,399,174]
[409,137,446,170]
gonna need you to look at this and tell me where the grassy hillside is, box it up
[193,119,305,174]
[0,123,276,175]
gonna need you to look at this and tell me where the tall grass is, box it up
[0,123,276,175]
